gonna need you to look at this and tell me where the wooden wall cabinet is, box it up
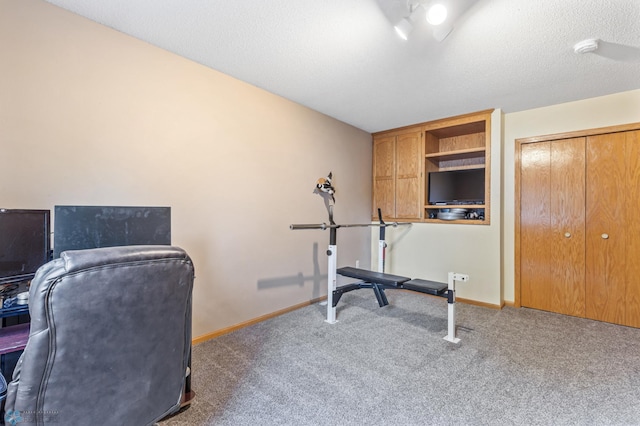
[372,128,423,220]
[517,124,640,328]
[372,110,492,224]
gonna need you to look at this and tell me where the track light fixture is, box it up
[394,17,413,40]
[426,3,448,25]
[393,1,453,41]
[393,3,424,41]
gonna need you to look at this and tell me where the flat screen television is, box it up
[428,168,485,205]
[53,206,171,258]
[0,209,51,284]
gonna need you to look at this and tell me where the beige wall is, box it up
[4,1,639,339]
[371,109,504,307]
[0,0,373,338]
[502,89,640,303]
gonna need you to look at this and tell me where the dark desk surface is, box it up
[0,297,30,356]
[0,323,29,355]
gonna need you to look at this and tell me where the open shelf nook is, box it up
[372,109,492,224]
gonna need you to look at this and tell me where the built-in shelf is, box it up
[423,110,491,224]
[372,109,492,224]
[425,147,486,163]
[423,218,485,224]
[425,204,486,209]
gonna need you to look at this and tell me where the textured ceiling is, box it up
[45,0,640,133]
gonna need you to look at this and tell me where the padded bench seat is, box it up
[402,279,448,296]
[330,265,466,343]
[337,267,410,287]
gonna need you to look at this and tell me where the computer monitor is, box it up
[53,206,171,258]
[0,209,51,284]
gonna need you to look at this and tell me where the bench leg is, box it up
[372,284,389,307]
[443,272,469,343]
[342,282,389,307]
[326,244,338,324]
[443,291,460,343]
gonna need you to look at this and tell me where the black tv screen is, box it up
[0,209,51,283]
[53,206,171,258]
[428,169,485,204]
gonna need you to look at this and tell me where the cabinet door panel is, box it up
[374,179,395,218]
[586,133,627,324]
[625,130,640,327]
[396,132,421,177]
[395,131,422,219]
[520,142,552,311]
[374,136,395,178]
[373,136,395,217]
[550,138,586,316]
[396,178,420,218]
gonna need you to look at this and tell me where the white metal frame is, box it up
[325,243,338,324]
[443,272,469,343]
[292,209,469,342]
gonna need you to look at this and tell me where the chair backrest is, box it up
[4,245,194,425]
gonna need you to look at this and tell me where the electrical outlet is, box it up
[355,260,360,268]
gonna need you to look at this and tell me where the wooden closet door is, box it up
[549,138,585,317]
[520,142,552,311]
[520,138,585,316]
[624,130,640,327]
[585,132,627,324]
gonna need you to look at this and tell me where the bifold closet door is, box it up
[586,130,640,326]
[520,138,586,316]
[520,141,552,312]
[626,131,640,327]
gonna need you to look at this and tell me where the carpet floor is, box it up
[161,290,640,425]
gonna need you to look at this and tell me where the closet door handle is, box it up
[564,232,571,238]
[601,233,609,239]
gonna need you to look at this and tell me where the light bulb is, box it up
[427,3,447,26]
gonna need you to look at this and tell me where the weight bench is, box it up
[335,266,468,343]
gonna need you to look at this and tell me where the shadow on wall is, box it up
[598,41,640,62]
[257,242,325,300]
[385,223,413,257]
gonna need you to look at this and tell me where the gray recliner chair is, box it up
[3,245,194,425]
